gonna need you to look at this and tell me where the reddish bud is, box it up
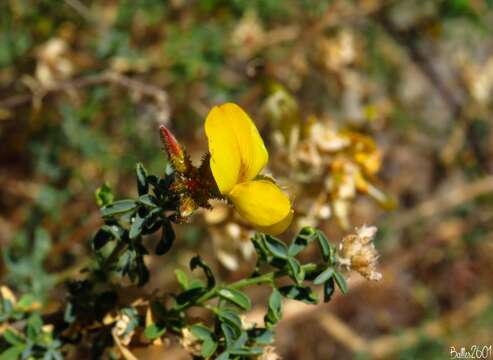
[159,125,187,174]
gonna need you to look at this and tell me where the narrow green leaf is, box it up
[138,194,157,208]
[287,257,304,284]
[136,163,149,195]
[26,314,43,341]
[316,230,331,262]
[288,226,317,256]
[129,210,146,239]
[201,337,218,358]
[279,285,319,305]
[264,288,282,328]
[263,235,289,259]
[218,309,242,334]
[232,331,248,349]
[16,294,35,311]
[3,329,24,345]
[248,328,274,345]
[155,220,175,255]
[221,323,235,348]
[218,288,251,311]
[323,277,335,303]
[190,324,213,341]
[313,267,334,285]
[93,228,114,250]
[174,269,189,290]
[0,346,24,360]
[101,200,137,218]
[175,287,205,306]
[333,271,348,294]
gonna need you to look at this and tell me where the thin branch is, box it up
[0,72,169,122]
[390,175,493,230]
[368,292,491,358]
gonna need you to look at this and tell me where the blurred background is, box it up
[1,0,493,359]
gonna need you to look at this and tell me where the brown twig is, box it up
[0,72,170,122]
[389,175,493,231]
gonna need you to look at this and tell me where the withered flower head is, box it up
[339,225,382,281]
[256,346,281,360]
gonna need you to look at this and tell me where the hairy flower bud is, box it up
[159,125,188,174]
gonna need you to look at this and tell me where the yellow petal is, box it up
[256,209,294,235]
[229,180,291,228]
[205,103,268,194]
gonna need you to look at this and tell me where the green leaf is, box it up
[190,324,213,341]
[264,288,282,328]
[174,269,189,290]
[129,209,146,239]
[16,294,35,311]
[175,287,205,306]
[333,271,348,294]
[144,324,166,340]
[248,328,274,345]
[95,183,114,207]
[289,226,316,256]
[26,313,43,341]
[313,267,334,285]
[218,288,251,311]
[263,235,289,259]
[138,194,157,208]
[136,163,149,195]
[218,309,242,334]
[93,228,114,250]
[279,285,319,305]
[287,257,304,284]
[201,337,218,358]
[102,224,124,240]
[323,277,335,303]
[221,323,235,348]
[231,331,248,349]
[3,329,24,345]
[190,324,217,358]
[101,200,137,218]
[190,256,215,289]
[316,230,331,262]
[155,220,175,255]
[142,208,162,234]
[0,346,24,360]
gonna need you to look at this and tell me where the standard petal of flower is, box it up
[205,103,268,193]
[256,209,294,235]
[229,180,291,228]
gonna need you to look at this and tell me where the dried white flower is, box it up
[256,346,281,360]
[339,225,382,281]
[112,314,133,346]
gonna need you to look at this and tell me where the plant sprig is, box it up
[1,160,370,360]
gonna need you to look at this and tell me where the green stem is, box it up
[175,263,320,312]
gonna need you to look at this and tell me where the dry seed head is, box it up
[339,225,382,281]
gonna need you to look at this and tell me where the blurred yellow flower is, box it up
[205,103,293,235]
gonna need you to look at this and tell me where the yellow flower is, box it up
[205,103,293,235]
